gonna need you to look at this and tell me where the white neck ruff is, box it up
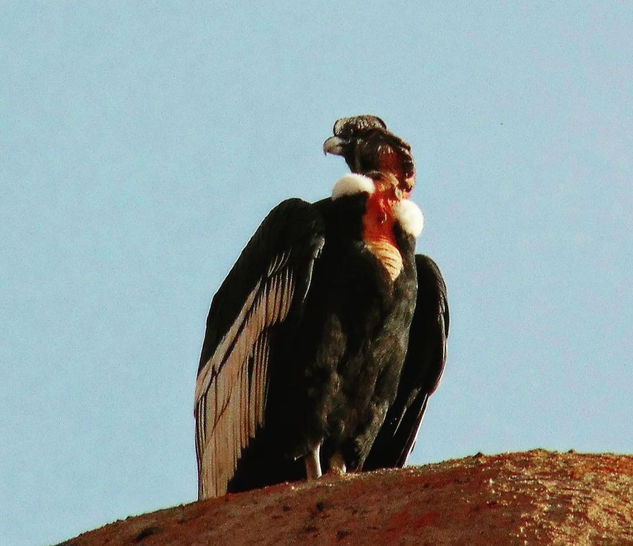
[331,174,375,199]
[331,173,424,237]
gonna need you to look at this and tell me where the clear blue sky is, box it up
[2,3,632,545]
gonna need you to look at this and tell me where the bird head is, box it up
[323,115,415,195]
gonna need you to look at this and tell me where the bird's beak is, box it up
[323,136,345,156]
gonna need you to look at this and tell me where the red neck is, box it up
[363,184,401,247]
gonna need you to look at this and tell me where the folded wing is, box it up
[194,199,325,499]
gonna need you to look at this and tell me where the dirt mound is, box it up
[61,450,633,545]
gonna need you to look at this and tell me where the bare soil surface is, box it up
[60,450,633,545]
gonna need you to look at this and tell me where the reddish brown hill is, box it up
[61,450,633,545]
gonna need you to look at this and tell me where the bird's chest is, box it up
[305,226,416,374]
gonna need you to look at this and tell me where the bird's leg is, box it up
[328,452,347,475]
[305,444,322,481]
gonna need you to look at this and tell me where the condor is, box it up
[194,115,449,499]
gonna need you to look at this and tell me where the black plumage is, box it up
[364,254,449,470]
[194,115,448,499]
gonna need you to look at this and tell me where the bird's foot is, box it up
[305,445,322,481]
[328,452,347,475]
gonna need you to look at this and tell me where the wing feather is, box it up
[194,199,324,499]
[195,262,295,498]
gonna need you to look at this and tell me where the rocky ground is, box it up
[60,450,633,545]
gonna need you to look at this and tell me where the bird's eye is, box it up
[402,157,415,177]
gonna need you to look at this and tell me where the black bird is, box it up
[194,115,448,499]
